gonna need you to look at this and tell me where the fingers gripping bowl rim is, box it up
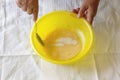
[30,10,94,64]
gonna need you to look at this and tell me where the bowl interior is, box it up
[30,11,94,64]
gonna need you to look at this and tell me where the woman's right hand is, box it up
[73,0,100,24]
[16,0,39,21]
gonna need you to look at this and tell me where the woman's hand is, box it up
[16,0,39,21]
[73,0,100,24]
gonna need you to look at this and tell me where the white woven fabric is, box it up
[0,0,120,80]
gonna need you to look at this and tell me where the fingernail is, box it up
[77,13,81,18]
[77,11,82,18]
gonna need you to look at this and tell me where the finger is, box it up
[83,13,87,19]
[27,6,33,14]
[21,0,27,11]
[22,6,27,11]
[22,4,27,11]
[78,5,87,18]
[72,8,80,14]
[72,9,78,14]
[27,9,33,14]
[87,9,95,24]
[83,10,87,19]
[87,16,93,24]
[76,8,80,11]
[33,9,38,21]
[16,0,22,8]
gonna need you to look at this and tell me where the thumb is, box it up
[87,9,95,24]
[33,9,38,22]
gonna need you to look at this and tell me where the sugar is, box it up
[54,37,78,46]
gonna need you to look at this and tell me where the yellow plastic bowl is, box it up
[30,11,94,64]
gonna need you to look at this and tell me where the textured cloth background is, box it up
[0,0,120,80]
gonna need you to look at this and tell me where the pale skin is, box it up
[16,0,100,24]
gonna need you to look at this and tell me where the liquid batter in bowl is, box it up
[44,29,82,60]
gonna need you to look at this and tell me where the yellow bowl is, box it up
[30,11,94,64]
